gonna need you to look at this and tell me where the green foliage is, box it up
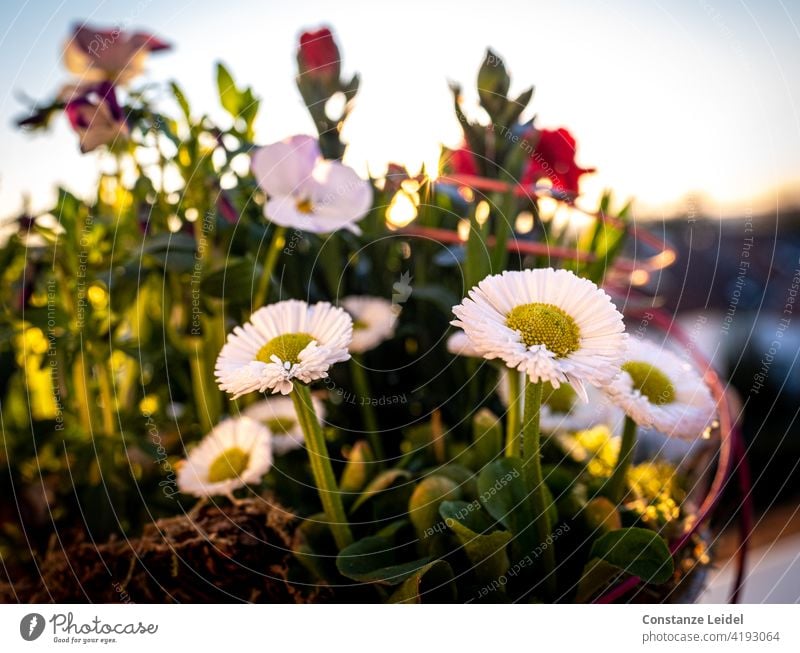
[589,527,675,585]
[2,40,678,606]
[408,475,461,547]
[440,500,512,581]
[388,560,457,603]
[336,535,433,585]
[216,62,260,139]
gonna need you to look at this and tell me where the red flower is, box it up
[448,146,480,177]
[297,27,340,82]
[522,128,594,194]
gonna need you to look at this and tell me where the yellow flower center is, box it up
[543,381,577,413]
[353,319,369,330]
[256,333,315,365]
[295,197,314,214]
[622,361,676,405]
[208,447,250,483]
[505,302,580,358]
[264,416,297,434]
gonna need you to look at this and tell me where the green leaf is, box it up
[170,81,191,121]
[590,527,674,585]
[449,82,486,177]
[342,73,360,103]
[583,497,622,533]
[339,440,375,494]
[336,536,432,585]
[477,457,537,562]
[349,469,411,514]
[139,232,197,273]
[409,475,461,543]
[388,560,456,603]
[471,408,503,470]
[440,500,511,581]
[426,464,477,497]
[292,512,338,583]
[476,457,530,532]
[200,257,257,304]
[407,285,460,315]
[499,86,534,126]
[575,558,624,603]
[216,62,240,117]
[477,48,510,120]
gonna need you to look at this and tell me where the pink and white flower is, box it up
[250,135,373,234]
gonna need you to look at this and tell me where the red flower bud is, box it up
[297,27,341,83]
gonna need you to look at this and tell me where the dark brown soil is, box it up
[0,498,327,603]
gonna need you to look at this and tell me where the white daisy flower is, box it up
[451,268,626,400]
[446,330,482,358]
[215,299,353,398]
[251,134,373,235]
[341,296,397,354]
[177,417,272,498]
[497,368,619,434]
[603,338,717,440]
[243,394,326,455]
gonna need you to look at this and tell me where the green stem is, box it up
[349,356,384,461]
[318,233,344,298]
[490,189,516,273]
[607,416,638,504]
[292,383,354,550]
[188,338,214,435]
[522,379,556,596]
[200,315,223,424]
[95,360,116,436]
[504,370,523,457]
[254,226,286,310]
[72,351,93,435]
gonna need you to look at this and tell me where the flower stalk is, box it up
[71,352,94,435]
[291,383,354,549]
[349,356,384,460]
[504,369,522,457]
[94,359,116,436]
[188,336,218,435]
[606,415,638,503]
[522,379,556,595]
[253,225,286,310]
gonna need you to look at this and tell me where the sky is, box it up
[1,0,799,220]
